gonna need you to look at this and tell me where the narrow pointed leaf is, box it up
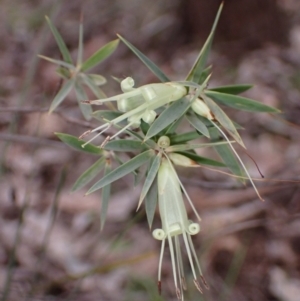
[77,21,84,66]
[209,128,245,182]
[75,82,93,120]
[145,179,158,228]
[92,110,124,123]
[185,3,223,83]
[80,39,119,72]
[117,34,170,82]
[45,16,73,64]
[87,74,107,86]
[145,98,190,140]
[81,74,107,98]
[165,115,184,135]
[100,162,112,230]
[186,113,210,138]
[167,140,232,152]
[170,131,203,144]
[209,84,253,95]
[205,90,280,113]
[38,55,74,69]
[55,133,103,154]
[56,67,71,79]
[177,151,225,167]
[49,79,75,113]
[104,139,149,152]
[203,95,245,147]
[87,149,155,194]
[138,154,161,210]
[72,157,106,191]
[198,65,213,87]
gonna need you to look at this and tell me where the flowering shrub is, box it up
[52,3,279,300]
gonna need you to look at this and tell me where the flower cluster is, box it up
[53,3,280,300]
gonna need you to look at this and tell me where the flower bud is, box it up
[191,98,213,120]
[168,153,197,167]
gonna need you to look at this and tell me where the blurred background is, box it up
[1,0,300,300]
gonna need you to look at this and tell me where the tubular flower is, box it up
[153,158,208,299]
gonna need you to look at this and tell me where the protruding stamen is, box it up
[81,125,110,147]
[168,236,179,292]
[158,239,165,284]
[187,234,203,278]
[200,275,209,289]
[182,231,197,281]
[193,279,203,294]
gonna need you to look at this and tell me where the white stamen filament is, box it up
[168,235,179,295]
[158,239,165,283]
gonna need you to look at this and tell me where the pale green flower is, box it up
[153,157,208,299]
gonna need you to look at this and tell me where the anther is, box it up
[157,281,162,295]
[79,129,91,139]
[193,279,203,294]
[176,287,181,300]
[100,136,110,148]
[81,100,91,104]
[200,275,209,289]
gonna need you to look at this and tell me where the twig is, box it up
[0,133,66,149]
[0,107,94,129]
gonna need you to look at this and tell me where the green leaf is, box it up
[81,74,112,110]
[198,65,212,87]
[203,95,245,147]
[38,55,75,69]
[56,67,71,79]
[55,133,103,154]
[209,84,253,95]
[137,154,161,210]
[87,74,107,86]
[145,179,158,228]
[117,34,170,83]
[104,139,148,152]
[77,20,83,67]
[74,82,93,120]
[209,128,245,181]
[80,39,119,72]
[80,74,107,98]
[140,120,150,136]
[45,16,73,64]
[205,90,280,113]
[186,113,210,138]
[72,157,106,191]
[92,110,124,123]
[177,151,225,167]
[166,140,232,152]
[165,115,185,135]
[49,79,75,113]
[86,149,155,194]
[169,131,203,144]
[185,3,223,83]
[100,162,112,230]
[145,97,190,140]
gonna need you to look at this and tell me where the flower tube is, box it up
[153,158,207,299]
